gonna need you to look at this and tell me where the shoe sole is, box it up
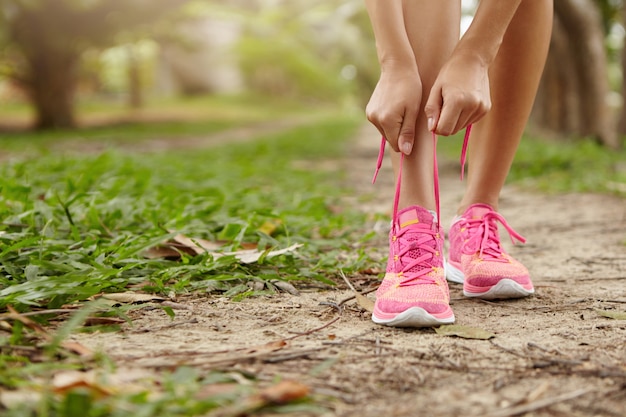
[372,307,455,327]
[464,279,534,300]
[445,260,465,284]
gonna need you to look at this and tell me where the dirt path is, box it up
[75,124,626,417]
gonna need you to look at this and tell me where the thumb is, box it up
[424,85,442,132]
[398,107,418,155]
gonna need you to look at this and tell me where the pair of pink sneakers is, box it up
[370,132,534,327]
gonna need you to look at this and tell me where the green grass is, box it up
[0,109,373,416]
[0,115,373,310]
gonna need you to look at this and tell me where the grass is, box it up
[0,100,377,416]
[0,115,374,310]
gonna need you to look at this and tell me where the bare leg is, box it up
[459,0,553,214]
[394,0,461,212]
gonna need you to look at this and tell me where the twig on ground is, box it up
[0,309,77,320]
[319,301,343,315]
[338,287,378,307]
[285,316,341,341]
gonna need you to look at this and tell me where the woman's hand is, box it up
[366,67,422,155]
[425,52,491,136]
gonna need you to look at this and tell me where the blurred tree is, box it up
[533,0,619,148]
[194,0,377,104]
[0,0,188,129]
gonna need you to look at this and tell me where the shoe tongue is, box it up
[397,206,435,229]
[465,204,494,220]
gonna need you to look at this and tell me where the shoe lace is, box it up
[393,222,439,286]
[371,127,472,286]
[460,211,526,262]
[372,127,473,223]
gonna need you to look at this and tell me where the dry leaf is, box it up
[145,232,300,265]
[143,246,183,259]
[84,317,126,326]
[355,293,375,313]
[217,244,302,264]
[242,339,287,355]
[101,292,166,304]
[258,380,310,404]
[60,341,93,357]
[6,306,51,340]
[52,369,153,398]
[210,380,309,417]
[338,270,374,312]
[171,233,223,255]
[595,309,626,320]
[435,324,495,340]
[271,280,300,296]
[53,371,112,397]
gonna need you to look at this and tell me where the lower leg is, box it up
[459,0,553,214]
[394,0,461,212]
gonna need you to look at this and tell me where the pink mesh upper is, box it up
[376,206,450,315]
[448,204,530,288]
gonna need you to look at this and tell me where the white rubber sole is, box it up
[372,307,455,328]
[445,260,465,284]
[464,279,535,300]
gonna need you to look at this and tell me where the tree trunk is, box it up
[127,45,143,109]
[27,51,78,130]
[620,3,626,135]
[532,0,619,148]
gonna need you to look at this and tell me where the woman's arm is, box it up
[364,0,420,155]
[425,0,524,136]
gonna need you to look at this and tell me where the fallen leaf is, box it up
[242,339,287,355]
[60,341,93,357]
[258,380,310,404]
[144,233,300,265]
[143,246,183,259]
[84,317,126,326]
[217,244,302,264]
[355,293,375,313]
[53,371,112,397]
[271,280,300,296]
[171,233,223,255]
[210,380,309,417]
[101,292,166,304]
[435,324,495,340]
[595,309,626,320]
[337,270,374,312]
[52,369,154,398]
[5,306,50,340]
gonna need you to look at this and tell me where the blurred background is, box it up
[0,0,625,149]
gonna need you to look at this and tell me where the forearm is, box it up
[364,0,416,72]
[456,0,524,66]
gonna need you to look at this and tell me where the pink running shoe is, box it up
[446,204,534,299]
[372,206,454,326]
[370,134,454,327]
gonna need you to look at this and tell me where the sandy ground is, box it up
[75,124,626,417]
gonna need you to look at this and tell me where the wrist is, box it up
[379,56,418,74]
[451,43,495,68]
